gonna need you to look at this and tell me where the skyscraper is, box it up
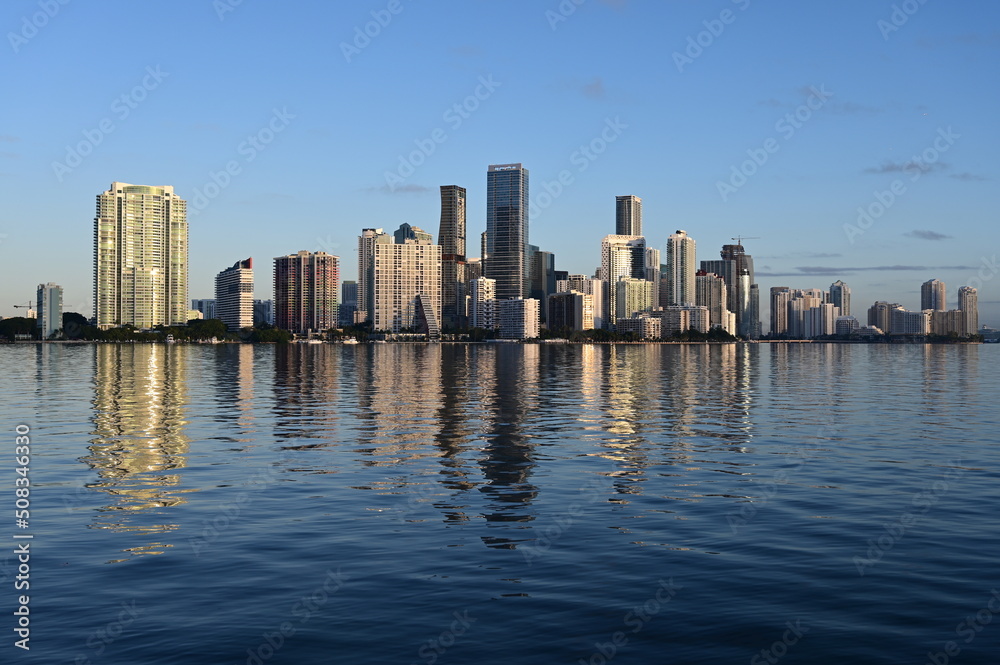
[357,228,386,323]
[665,230,696,306]
[770,286,791,337]
[486,163,529,301]
[36,282,62,339]
[829,280,851,317]
[364,224,442,335]
[94,182,188,329]
[921,279,946,311]
[704,242,759,338]
[601,235,645,327]
[697,271,735,335]
[958,286,978,336]
[438,185,467,329]
[615,195,642,236]
[273,251,339,333]
[215,258,254,331]
[528,246,556,322]
[469,277,497,330]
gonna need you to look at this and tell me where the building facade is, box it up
[94,182,188,329]
[36,282,63,339]
[438,185,467,329]
[215,258,254,331]
[273,251,340,333]
[664,229,696,306]
[921,279,946,311]
[486,163,529,301]
[499,298,539,339]
[369,227,442,335]
[615,195,642,236]
[958,286,978,336]
[547,291,594,331]
[469,277,497,330]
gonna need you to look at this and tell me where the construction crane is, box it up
[13,301,34,313]
[731,236,760,246]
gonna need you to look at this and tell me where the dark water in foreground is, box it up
[2,342,998,664]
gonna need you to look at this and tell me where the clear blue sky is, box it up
[1,0,998,328]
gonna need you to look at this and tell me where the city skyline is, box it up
[1,2,997,327]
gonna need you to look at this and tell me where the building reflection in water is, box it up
[476,345,539,548]
[211,344,257,445]
[272,344,342,451]
[84,344,193,562]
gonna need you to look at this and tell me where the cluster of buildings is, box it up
[768,278,979,339]
[5,175,983,342]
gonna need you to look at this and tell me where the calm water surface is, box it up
[2,343,998,664]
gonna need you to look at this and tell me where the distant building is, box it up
[770,286,791,336]
[191,299,216,320]
[273,251,340,333]
[557,275,605,330]
[615,195,642,236]
[835,316,860,336]
[548,291,594,332]
[660,305,710,336]
[469,277,497,330]
[921,279,946,311]
[958,286,978,336]
[830,280,851,317]
[36,282,62,339]
[664,229,696,306]
[215,258,254,331]
[528,245,556,323]
[486,163,529,301]
[891,307,930,335]
[253,299,274,327]
[438,185,467,329]
[339,281,358,327]
[94,182,187,329]
[616,314,660,339]
[362,225,441,336]
[697,270,735,335]
[868,301,899,335]
[614,277,654,321]
[499,298,539,339]
[601,234,645,326]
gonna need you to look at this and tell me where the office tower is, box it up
[958,286,978,336]
[547,291,594,331]
[829,280,851,317]
[556,275,605,330]
[867,301,899,335]
[703,242,759,338]
[469,277,497,330]
[94,182,187,329]
[394,223,432,245]
[697,271,735,335]
[499,298,539,339]
[486,163,529,300]
[601,235,646,326]
[664,230,696,306]
[554,270,568,283]
[921,279,946,311]
[770,286,791,337]
[528,246,556,322]
[614,277,654,320]
[191,299,216,320]
[338,281,358,327]
[645,247,661,309]
[36,282,62,339]
[357,228,387,322]
[215,258,254,331]
[438,185,467,329]
[253,299,274,327]
[615,195,642,236]
[365,224,441,335]
[273,251,340,333]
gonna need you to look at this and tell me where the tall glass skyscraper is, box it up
[94,182,188,329]
[486,163,529,301]
[438,185,467,329]
[615,195,642,236]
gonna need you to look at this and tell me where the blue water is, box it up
[2,342,998,664]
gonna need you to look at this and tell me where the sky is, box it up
[1,0,998,329]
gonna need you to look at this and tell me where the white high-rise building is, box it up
[696,271,735,335]
[601,235,645,326]
[94,182,188,329]
[829,280,851,317]
[470,277,497,330]
[215,258,254,331]
[499,298,539,339]
[614,277,654,321]
[664,229,696,306]
[36,282,63,339]
[367,225,442,335]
